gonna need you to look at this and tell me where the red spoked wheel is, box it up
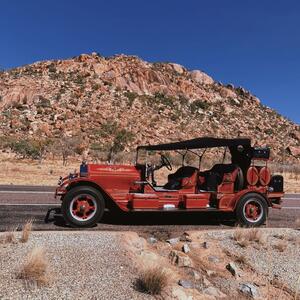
[243,199,263,223]
[62,186,105,228]
[70,195,97,221]
[236,193,268,227]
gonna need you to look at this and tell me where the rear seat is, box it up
[198,164,243,191]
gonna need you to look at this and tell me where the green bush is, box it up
[9,140,40,159]
[154,92,174,107]
[95,121,119,138]
[190,100,210,113]
[111,129,134,153]
[124,91,137,107]
[48,63,56,73]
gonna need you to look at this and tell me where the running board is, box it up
[131,207,220,212]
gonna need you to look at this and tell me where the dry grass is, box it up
[20,219,33,243]
[233,227,265,247]
[17,247,51,286]
[273,240,288,252]
[0,154,299,192]
[135,266,168,295]
[0,228,18,244]
[247,228,264,243]
[0,155,79,185]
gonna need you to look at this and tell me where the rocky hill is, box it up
[0,53,299,162]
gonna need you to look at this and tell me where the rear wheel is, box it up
[62,186,105,228]
[236,193,268,227]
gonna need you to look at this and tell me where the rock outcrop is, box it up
[0,53,299,161]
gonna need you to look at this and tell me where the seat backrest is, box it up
[199,164,244,192]
[181,170,198,189]
[168,166,199,180]
[210,164,237,175]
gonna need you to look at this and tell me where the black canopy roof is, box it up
[137,137,251,151]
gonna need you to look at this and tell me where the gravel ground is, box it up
[0,231,152,300]
[206,228,300,293]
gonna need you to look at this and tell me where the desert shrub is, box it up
[90,142,104,152]
[94,120,118,138]
[73,74,85,85]
[154,92,175,107]
[48,63,56,73]
[0,229,17,244]
[135,267,168,295]
[17,247,50,286]
[264,128,274,135]
[9,138,52,161]
[178,95,189,107]
[37,96,51,108]
[10,140,40,159]
[110,129,134,153]
[91,83,101,91]
[190,99,210,113]
[273,240,287,252]
[50,136,84,165]
[233,227,264,247]
[124,91,137,107]
[20,219,33,243]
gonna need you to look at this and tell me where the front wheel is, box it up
[236,193,268,227]
[62,186,105,228]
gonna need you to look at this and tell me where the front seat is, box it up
[164,166,198,190]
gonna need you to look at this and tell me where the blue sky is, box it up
[0,0,299,123]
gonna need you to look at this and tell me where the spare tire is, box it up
[234,168,244,191]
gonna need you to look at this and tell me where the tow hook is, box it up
[45,207,61,223]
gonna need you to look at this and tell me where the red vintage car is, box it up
[55,137,284,228]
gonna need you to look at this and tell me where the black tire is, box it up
[236,193,268,227]
[61,186,105,228]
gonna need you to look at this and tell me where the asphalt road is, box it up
[0,185,299,232]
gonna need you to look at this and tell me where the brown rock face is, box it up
[0,53,298,162]
[190,70,214,85]
[287,146,300,158]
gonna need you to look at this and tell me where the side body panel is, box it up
[56,162,283,213]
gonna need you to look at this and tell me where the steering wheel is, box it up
[161,154,172,171]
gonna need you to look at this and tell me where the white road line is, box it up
[282,207,300,209]
[283,198,300,201]
[0,191,53,194]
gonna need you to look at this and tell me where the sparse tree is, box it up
[51,136,84,165]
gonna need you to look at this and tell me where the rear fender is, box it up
[233,190,269,211]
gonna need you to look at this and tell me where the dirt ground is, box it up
[0,154,298,192]
[125,228,300,299]
[1,228,299,300]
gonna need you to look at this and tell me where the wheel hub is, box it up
[243,199,263,223]
[70,195,97,221]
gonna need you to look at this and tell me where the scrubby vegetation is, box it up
[17,247,51,286]
[135,266,168,295]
